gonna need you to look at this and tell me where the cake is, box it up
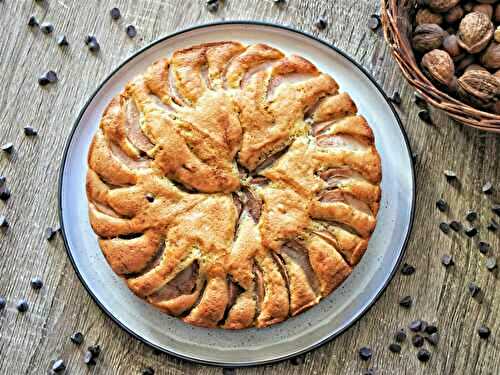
[86,41,382,329]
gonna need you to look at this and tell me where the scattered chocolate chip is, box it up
[420,321,429,333]
[395,329,406,343]
[485,257,497,271]
[388,343,401,353]
[0,186,11,201]
[0,297,6,310]
[28,15,38,27]
[83,350,95,365]
[24,126,38,136]
[412,152,418,163]
[0,215,8,229]
[468,282,481,297]
[492,205,500,217]
[359,346,372,361]
[466,210,478,222]
[145,193,155,202]
[46,70,58,83]
[426,332,440,346]
[368,14,381,31]
[0,176,5,186]
[478,325,491,339]
[479,241,490,254]
[88,344,101,358]
[30,277,43,290]
[449,220,461,232]
[290,355,304,365]
[418,109,432,123]
[487,219,498,232]
[45,226,59,241]
[443,170,457,181]
[464,226,478,237]
[390,91,401,105]
[52,359,65,373]
[436,199,448,212]
[57,35,69,47]
[315,17,328,30]
[412,334,424,347]
[16,299,28,312]
[70,331,84,345]
[439,222,450,234]
[414,92,427,108]
[399,295,412,308]
[401,263,415,275]
[417,348,431,362]
[110,7,121,20]
[206,0,219,12]
[273,0,286,4]
[425,325,438,334]
[409,320,422,332]
[126,24,137,38]
[85,35,100,53]
[38,75,50,86]
[40,22,54,34]
[142,367,155,375]
[1,142,14,153]
[482,182,493,195]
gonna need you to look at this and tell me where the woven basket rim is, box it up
[381,0,500,132]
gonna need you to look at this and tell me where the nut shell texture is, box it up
[457,11,494,54]
[86,42,382,329]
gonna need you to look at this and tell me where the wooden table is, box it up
[0,1,499,374]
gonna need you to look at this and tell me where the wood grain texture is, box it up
[0,0,498,374]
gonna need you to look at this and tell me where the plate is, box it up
[59,21,415,367]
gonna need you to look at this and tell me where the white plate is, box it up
[59,22,415,367]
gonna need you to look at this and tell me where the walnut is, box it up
[421,49,456,88]
[416,8,443,25]
[457,12,494,54]
[424,0,460,13]
[444,5,464,24]
[457,69,500,110]
[443,35,463,58]
[413,24,446,53]
[465,64,488,72]
[472,4,493,19]
[481,42,500,69]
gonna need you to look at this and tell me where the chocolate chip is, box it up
[24,126,38,136]
[479,241,490,254]
[110,7,121,20]
[420,321,428,333]
[70,332,84,345]
[142,367,155,375]
[145,193,155,202]
[0,215,8,229]
[412,334,424,347]
[388,343,401,353]
[358,346,372,361]
[426,333,439,346]
[485,257,497,271]
[412,152,418,163]
[0,186,11,201]
[401,263,415,275]
[290,355,304,365]
[487,219,498,232]
[206,0,219,12]
[16,299,28,312]
[273,0,286,4]
[399,295,412,308]
[45,226,59,241]
[38,75,50,86]
[482,182,493,195]
[0,176,5,186]
[28,15,39,27]
[83,350,95,365]
[88,344,101,358]
[85,35,100,53]
[478,325,491,339]
[395,329,406,342]
[52,359,65,373]
[417,348,431,362]
[30,277,43,290]
[492,205,500,217]
[414,92,427,108]
[390,91,401,105]
[464,226,478,237]
[468,282,481,297]
[449,220,461,232]
[46,70,58,83]
[409,320,422,332]
[466,210,478,222]
[40,22,54,34]
[439,222,450,234]
[126,25,137,38]
[425,325,438,334]
[57,35,69,47]
[436,199,448,212]
[418,109,432,123]
[0,297,6,310]
[368,14,381,31]
[1,142,14,153]
[443,170,457,181]
[315,17,328,30]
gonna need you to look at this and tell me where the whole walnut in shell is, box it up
[421,49,456,88]
[481,42,500,69]
[457,69,500,110]
[413,24,447,53]
[457,12,494,54]
[424,0,461,13]
[444,5,464,24]
[416,8,443,25]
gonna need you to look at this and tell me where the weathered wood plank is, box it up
[0,0,499,374]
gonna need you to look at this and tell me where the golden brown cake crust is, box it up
[86,41,382,329]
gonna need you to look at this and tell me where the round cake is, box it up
[86,41,382,329]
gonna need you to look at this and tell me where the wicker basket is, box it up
[381,0,500,132]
